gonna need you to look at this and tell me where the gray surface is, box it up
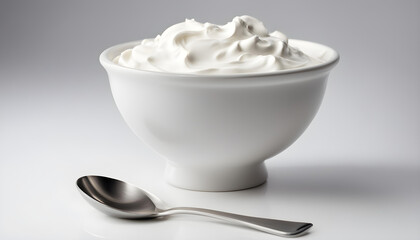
[0,1,419,239]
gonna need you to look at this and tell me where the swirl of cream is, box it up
[114,16,323,74]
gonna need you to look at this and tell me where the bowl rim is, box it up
[99,39,339,79]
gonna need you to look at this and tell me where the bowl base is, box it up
[164,162,267,191]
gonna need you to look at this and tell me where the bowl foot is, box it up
[164,162,267,191]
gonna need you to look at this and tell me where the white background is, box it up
[1,1,419,239]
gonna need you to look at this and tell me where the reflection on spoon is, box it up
[76,175,312,237]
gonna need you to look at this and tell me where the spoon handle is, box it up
[160,207,312,237]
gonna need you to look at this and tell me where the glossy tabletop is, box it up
[1,1,420,239]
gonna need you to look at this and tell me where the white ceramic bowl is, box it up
[100,39,339,191]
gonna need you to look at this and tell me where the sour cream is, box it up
[114,16,323,74]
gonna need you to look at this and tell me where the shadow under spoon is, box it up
[76,175,312,237]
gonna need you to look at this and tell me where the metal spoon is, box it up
[76,175,312,237]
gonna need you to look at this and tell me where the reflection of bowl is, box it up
[100,39,339,191]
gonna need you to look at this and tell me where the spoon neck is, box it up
[156,207,186,216]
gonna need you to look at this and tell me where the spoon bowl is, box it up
[77,175,313,237]
[77,175,161,218]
